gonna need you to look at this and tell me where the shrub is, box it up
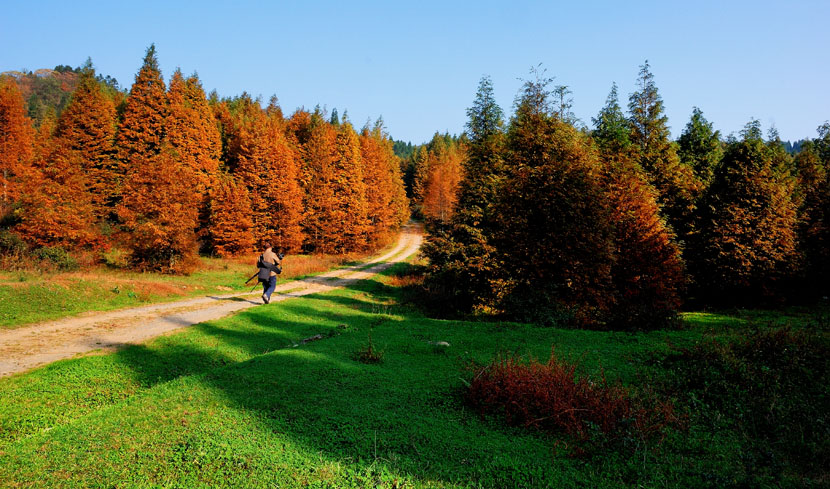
[0,229,27,256]
[31,246,79,271]
[466,348,678,456]
[353,334,384,364]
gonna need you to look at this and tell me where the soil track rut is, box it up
[0,224,422,377]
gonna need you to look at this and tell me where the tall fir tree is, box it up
[0,76,35,224]
[116,44,168,203]
[628,61,700,243]
[677,107,722,186]
[52,59,118,218]
[421,76,505,314]
[693,120,799,304]
[495,74,614,325]
[592,82,632,154]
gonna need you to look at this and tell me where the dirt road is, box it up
[0,224,422,377]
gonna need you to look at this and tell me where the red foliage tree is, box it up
[0,76,35,222]
[208,174,255,257]
[115,44,168,203]
[360,123,409,244]
[16,115,102,249]
[52,60,118,217]
[118,145,199,273]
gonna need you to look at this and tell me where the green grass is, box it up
[0,265,825,488]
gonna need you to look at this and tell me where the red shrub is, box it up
[466,348,677,452]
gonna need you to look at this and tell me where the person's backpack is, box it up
[256,254,281,280]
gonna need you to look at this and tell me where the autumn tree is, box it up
[494,73,614,325]
[118,145,199,273]
[628,61,700,242]
[115,44,168,203]
[421,76,506,314]
[692,120,799,304]
[16,116,102,250]
[166,69,221,197]
[0,76,35,225]
[221,95,304,252]
[793,139,829,298]
[360,120,409,245]
[208,174,255,257]
[677,107,722,186]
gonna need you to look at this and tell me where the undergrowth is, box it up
[466,348,680,458]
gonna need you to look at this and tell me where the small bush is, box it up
[31,246,79,271]
[466,348,678,456]
[0,229,27,255]
[353,334,384,364]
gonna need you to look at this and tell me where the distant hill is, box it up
[1,65,121,126]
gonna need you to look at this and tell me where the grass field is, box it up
[0,250,376,329]
[0,263,826,488]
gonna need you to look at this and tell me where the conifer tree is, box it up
[677,107,722,186]
[52,59,118,217]
[592,83,631,153]
[602,155,684,328]
[421,76,505,313]
[16,114,101,249]
[223,95,304,252]
[628,61,700,242]
[118,145,199,273]
[495,74,614,325]
[793,140,829,297]
[166,70,221,197]
[693,120,799,304]
[0,76,35,223]
[360,121,408,244]
[116,44,168,201]
[208,174,255,257]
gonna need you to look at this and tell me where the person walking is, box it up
[257,242,282,304]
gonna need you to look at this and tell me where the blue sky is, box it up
[3,0,828,144]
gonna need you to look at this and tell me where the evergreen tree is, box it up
[421,76,505,314]
[592,83,631,153]
[628,61,700,242]
[495,74,614,325]
[677,107,722,186]
[693,120,799,304]
[793,140,829,297]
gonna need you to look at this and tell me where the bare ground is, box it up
[0,224,422,377]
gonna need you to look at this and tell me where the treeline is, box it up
[0,45,409,273]
[422,64,830,329]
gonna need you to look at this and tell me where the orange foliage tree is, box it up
[359,122,409,244]
[415,133,465,223]
[208,174,255,257]
[116,44,168,203]
[15,113,102,249]
[692,121,799,304]
[220,95,304,252]
[118,146,199,273]
[52,59,118,218]
[0,76,35,223]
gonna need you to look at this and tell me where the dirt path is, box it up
[0,224,422,377]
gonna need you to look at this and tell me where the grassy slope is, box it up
[0,265,821,488]
[0,250,377,329]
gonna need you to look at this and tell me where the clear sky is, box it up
[3,0,828,144]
